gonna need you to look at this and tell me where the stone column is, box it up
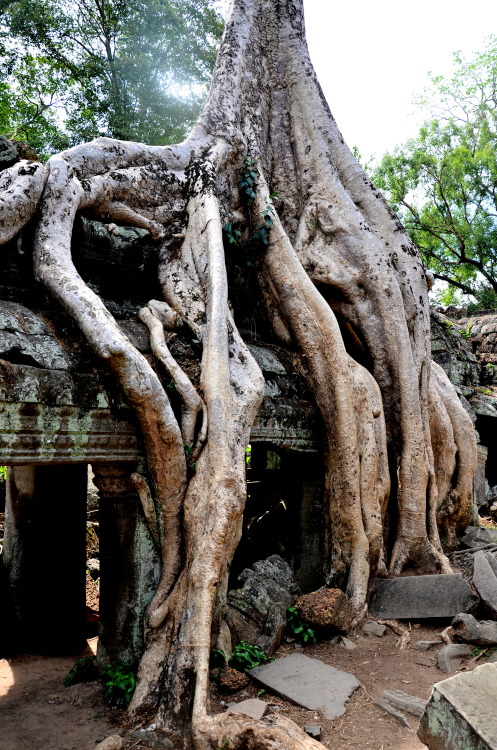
[2,464,88,653]
[473,443,488,523]
[93,463,160,666]
[292,453,325,591]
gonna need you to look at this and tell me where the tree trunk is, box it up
[0,0,477,747]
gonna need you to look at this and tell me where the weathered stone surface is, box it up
[304,726,322,739]
[486,652,497,663]
[339,636,356,650]
[430,310,480,388]
[413,641,441,651]
[362,621,386,637]
[295,588,353,632]
[227,698,268,720]
[0,301,72,370]
[368,574,477,619]
[376,689,427,718]
[95,737,123,750]
[462,528,496,548]
[452,614,497,646]
[0,137,18,170]
[248,344,287,375]
[418,664,497,750]
[248,653,361,720]
[215,620,233,661]
[226,555,299,655]
[437,644,472,673]
[473,551,497,616]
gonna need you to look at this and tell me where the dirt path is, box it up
[1,623,472,749]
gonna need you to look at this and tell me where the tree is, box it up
[0,0,476,747]
[0,0,223,153]
[373,36,497,306]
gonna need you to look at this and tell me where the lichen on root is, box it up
[0,0,477,747]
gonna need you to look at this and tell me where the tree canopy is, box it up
[0,0,223,156]
[373,36,497,308]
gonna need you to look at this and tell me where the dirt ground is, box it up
[2,621,489,750]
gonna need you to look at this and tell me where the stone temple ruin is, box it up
[2,204,497,748]
[0,216,327,661]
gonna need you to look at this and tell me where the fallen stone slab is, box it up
[362,621,386,637]
[412,640,440,651]
[473,551,497,616]
[375,695,410,728]
[462,527,496,548]
[438,644,472,673]
[304,726,322,740]
[418,663,497,749]
[376,689,427,718]
[369,574,477,619]
[248,653,361,720]
[452,613,497,646]
[227,698,268,720]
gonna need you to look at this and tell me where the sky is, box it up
[303,0,497,160]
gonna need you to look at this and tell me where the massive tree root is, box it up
[0,0,477,747]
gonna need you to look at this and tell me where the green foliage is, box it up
[224,221,242,245]
[0,0,223,154]
[210,648,227,669]
[64,657,136,706]
[286,606,317,644]
[228,641,273,672]
[0,466,7,481]
[239,155,260,204]
[373,36,497,308]
[63,656,98,686]
[458,321,473,339]
[101,661,137,706]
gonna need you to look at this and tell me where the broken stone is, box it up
[461,527,496,548]
[376,689,427,718]
[247,344,287,374]
[95,737,123,750]
[412,641,440,651]
[473,551,497,616]
[368,574,477,619]
[375,695,410,728]
[339,636,356,650]
[215,620,233,661]
[295,588,353,632]
[452,613,497,646]
[418,663,497,750]
[486,652,497,663]
[304,726,322,740]
[227,698,268,720]
[362,621,386,637]
[437,644,472,673]
[226,555,299,655]
[0,136,18,171]
[248,653,361,720]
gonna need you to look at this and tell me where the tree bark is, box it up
[0,0,477,747]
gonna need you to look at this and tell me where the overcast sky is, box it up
[303,0,497,159]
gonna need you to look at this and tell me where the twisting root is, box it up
[130,472,161,549]
[139,305,208,456]
[0,160,47,243]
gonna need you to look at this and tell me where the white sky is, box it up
[303,0,497,159]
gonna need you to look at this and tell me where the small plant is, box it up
[0,466,6,481]
[286,606,317,644]
[224,221,242,245]
[101,661,137,706]
[228,641,273,672]
[210,648,227,669]
[239,155,260,203]
[458,321,473,339]
[64,656,98,686]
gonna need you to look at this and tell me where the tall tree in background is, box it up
[0,0,223,154]
[374,36,497,308]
